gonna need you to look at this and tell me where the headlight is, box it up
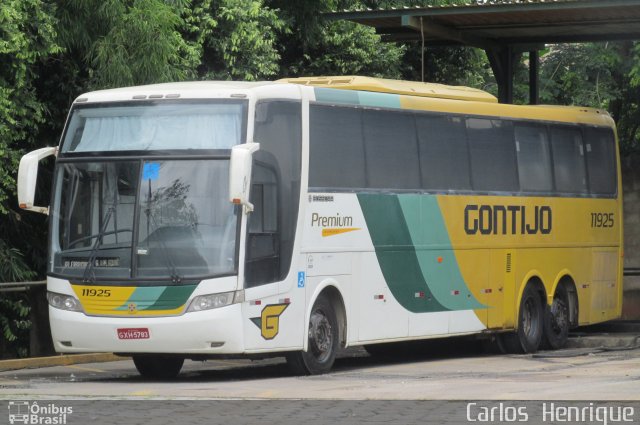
[47,291,83,312]
[186,291,241,312]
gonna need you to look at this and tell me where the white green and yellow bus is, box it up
[18,76,622,378]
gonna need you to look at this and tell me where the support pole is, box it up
[529,50,540,105]
[487,45,515,104]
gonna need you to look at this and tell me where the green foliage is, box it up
[540,44,620,108]
[0,0,61,215]
[0,239,35,358]
[289,20,403,78]
[402,45,494,89]
[0,0,59,359]
[0,294,31,353]
[200,0,283,80]
[0,241,36,283]
[0,0,58,358]
[540,42,640,154]
[269,0,404,79]
[56,0,199,89]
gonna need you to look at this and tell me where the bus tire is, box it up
[286,295,339,375]
[500,284,544,354]
[542,284,570,350]
[132,355,184,380]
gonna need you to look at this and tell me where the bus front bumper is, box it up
[49,303,244,354]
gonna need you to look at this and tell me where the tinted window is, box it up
[248,165,278,234]
[467,118,518,192]
[250,100,302,285]
[550,127,587,194]
[362,109,420,189]
[246,162,280,287]
[515,124,553,192]
[585,128,617,195]
[310,105,365,188]
[416,115,471,191]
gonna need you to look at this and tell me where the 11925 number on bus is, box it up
[591,212,615,228]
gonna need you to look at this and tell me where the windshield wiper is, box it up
[82,204,116,283]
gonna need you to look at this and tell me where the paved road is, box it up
[1,341,639,401]
[2,339,640,424]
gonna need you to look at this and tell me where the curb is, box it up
[566,333,640,350]
[0,353,128,372]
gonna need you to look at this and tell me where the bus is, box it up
[18,76,623,378]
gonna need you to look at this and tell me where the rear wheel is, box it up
[542,285,570,349]
[132,355,184,379]
[499,284,544,354]
[287,295,339,375]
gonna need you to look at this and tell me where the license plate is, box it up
[117,328,150,340]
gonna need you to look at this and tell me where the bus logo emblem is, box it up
[250,304,289,340]
[128,303,138,314]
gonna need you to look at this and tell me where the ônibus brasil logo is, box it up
[8,401,73,424]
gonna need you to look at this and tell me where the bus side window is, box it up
[585,128,617,196]
[416,115,471,191]
[362,109,420,190]
[309,105,365,189]
[515,124,553,193]
[550,126,588,194]
[467,118,518,192]
[245,163,280,287]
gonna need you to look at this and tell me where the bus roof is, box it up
[73,81,277,103]
[279,75,498,103]
[282,76,614,128]
[72,77,614,128]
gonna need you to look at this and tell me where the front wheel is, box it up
[499,284,544,354]
[287,295,339,375]
[132,355,184,380]
[542,285,570,349]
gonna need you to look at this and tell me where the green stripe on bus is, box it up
[314,87,360,105]
[114,285,197,311]
[145,285,197,310]
[314,88,401,109]
[115,286,165,311]
[357,91,401,109]
[357,194,448,313]
[397,195,484,311]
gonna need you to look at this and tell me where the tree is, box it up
[199,0,283,80]
[0,0,60,215]
[0,0,60,357]
[540,42,640,154]
[55,0,201,90]
[0,240,35,358]
[268,0,404,79]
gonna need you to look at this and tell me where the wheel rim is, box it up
[522,297,539,340]
[549,297,568,336]
[308,308,333,363]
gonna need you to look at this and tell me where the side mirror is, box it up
[18,146,57,215]
[229,143,259,213]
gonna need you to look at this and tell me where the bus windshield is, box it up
[61,101,246,153]
[50,159,238,282]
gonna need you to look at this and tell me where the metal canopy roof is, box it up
[326,0,640,47]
